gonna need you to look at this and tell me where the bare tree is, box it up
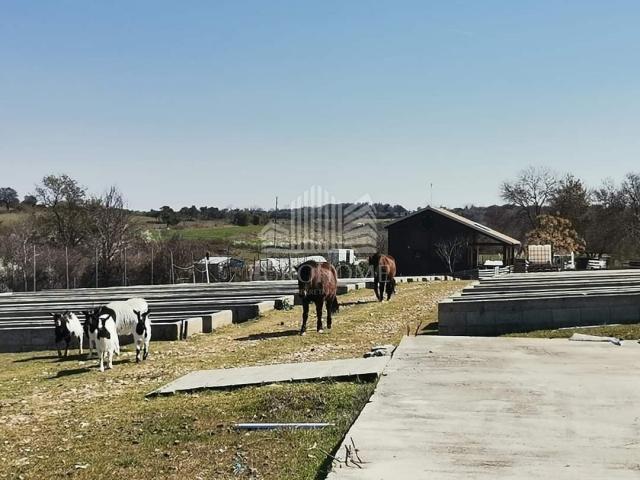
[622,173,640,235]
[86,186,137,286]
[500,166,558,229]
[434,236,469,274]
[35,174,87,247]
[0,187,19,210]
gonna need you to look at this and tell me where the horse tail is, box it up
[330,296,339,314]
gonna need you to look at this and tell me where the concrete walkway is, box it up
[328,336,640,479]
[149,356,389,396]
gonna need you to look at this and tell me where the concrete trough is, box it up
[439,270,640,335]
[0,276,433,352]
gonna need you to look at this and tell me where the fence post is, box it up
[65,246,70,289]
[95,247,99,288]
[170,251,174,284]
[205,251,210,284]
[191,252,196,284]
[32,244,36,292]
[124,246,127,286]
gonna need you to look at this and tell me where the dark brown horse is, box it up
[368,253,397,301]
[296,260,339,335]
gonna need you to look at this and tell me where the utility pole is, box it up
[95,247,99,288]
[65,246,70,289]
[170,251,175,284]
[430,183,433,206]
[32,244,36,292]
[123,246,127,286]
[273,196,278,250]
[205,251,210,284]
[191,252,196,284]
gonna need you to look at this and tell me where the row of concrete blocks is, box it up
[0,298,289,353]
[439,293,640,336]
[1,275,445,353]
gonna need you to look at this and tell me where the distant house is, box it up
[385,206,521,275]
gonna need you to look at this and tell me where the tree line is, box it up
[0,176,409,291]
[150,202,408,227]
[0,175,210,291]
[456,166,640,264]
[2,167,639,291]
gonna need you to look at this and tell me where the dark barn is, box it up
[386,206,521,275]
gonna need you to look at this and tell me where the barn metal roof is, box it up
[384,206,521,246]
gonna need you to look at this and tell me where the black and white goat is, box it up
[81,310,99,358]
[96,312,118,372]
[97,298,151,363]
[51,311,84,358]
[133,309,152,363]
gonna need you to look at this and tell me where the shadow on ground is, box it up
[417,322,439,336]
[13,354,89,363]
[235,329,300,341]
[50,359,132,378]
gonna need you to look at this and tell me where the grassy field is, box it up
[0,210,31,230]
[159,223,264,243]
[0,281,464,480]
[503,323,640,340]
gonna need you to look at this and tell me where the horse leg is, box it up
[378,282,385,302]
[316,300,324,333]
[386,279,395,301]
[300,298,310,335]
[325,298,333,330]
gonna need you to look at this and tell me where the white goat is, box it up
[96,314,118,372]
[51,311,84,358]
[98,298,151,363]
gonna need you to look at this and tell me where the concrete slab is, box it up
[328,336,640,479]
[149,356,389,396]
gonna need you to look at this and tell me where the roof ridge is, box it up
[384,205,521,246]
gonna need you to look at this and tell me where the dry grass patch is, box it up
[0,281,463,479]
[503,323,640,340]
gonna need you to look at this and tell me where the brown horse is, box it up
[296,260,339,335]
[368,253,397,301]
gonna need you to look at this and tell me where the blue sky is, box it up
[1,1,639,210]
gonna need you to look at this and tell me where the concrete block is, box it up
[580,307,610,325]
[522,309,554,330]
[211,310,233,330]
[183,317,203,338]
[274,295,295,309]
[551,308,582,328]
[233,305,261,323]
[152,322,181,341]
[610,305,640,323]
[439,311,466,327]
